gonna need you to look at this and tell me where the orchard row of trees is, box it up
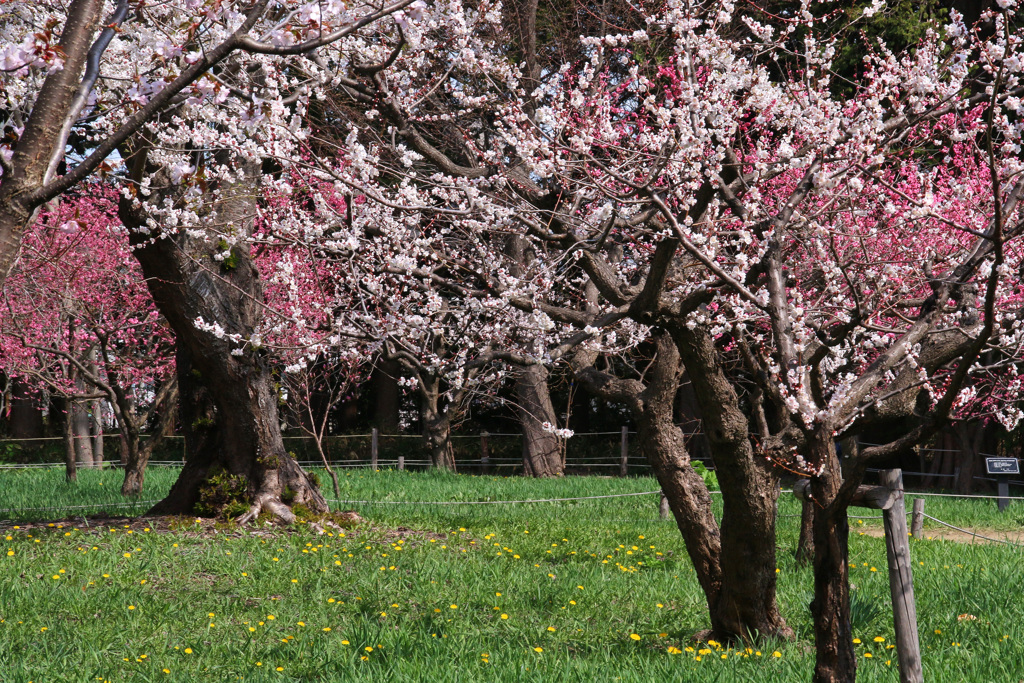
[3,0,1024,681]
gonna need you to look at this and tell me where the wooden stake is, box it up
[620,427,629,477]
[371,428,378,470]
[879,469,923,683]
[911,498,924,539]
[481,431,490,474]
[659,492,670,520]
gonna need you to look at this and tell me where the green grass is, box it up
[1,467,1022,682]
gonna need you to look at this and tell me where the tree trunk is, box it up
[809,437,856,683]
[120,151,325,523]
[121,377,179,496]
[420,376,456,471]
[671,326,791,641]
[632,339,723,609]
[796,496,815,566]
[71,392,95,468]
[517,364,564,477]
[573,330,789,643]
[91,399,104,466]
[59,400,77,482]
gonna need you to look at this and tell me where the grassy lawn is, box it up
[1,467,1022,681]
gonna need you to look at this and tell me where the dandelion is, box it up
[501,614,509,620]
[276,666,284,671]
[667,646,682,655]
[323,627,331,632]
[853,638,861,644]
[533,647,543,653]
[772,651,782,658]
[630,634,641,641]
[873,637,885,643]
[365,646,374,652]
[450,604,458,609]
[341,640,350,645]
[547,626,555,632]
[184,648,192,654]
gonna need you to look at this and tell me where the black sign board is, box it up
[985,458,1020,475]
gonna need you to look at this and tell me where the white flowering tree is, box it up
[0,0,423,522]
[278,1,1024,680]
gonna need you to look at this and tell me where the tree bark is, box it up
[91,399,104,466]
[572,331,790,642]
[71,386,95,468]
[0,0,106,285]
[672,326,791,641]
[517,364,564,477]
[121,377,178,497]
[120,150,325,523]
[420,375,456,471]
[809,437,856,683]
[633,337,723,611]
[59,401,77,482]
[796,496,815,566]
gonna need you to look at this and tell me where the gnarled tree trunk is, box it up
[808,436,856,683]
[517,364,563,477]
[574,332,790,642]
[121,377,178,497]
[120,149,325,523]
[420,375,456,471]
[672,326,791,641]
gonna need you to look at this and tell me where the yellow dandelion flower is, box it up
[501,614,509,619]
[630,634,641,641]
[534,647,543,653]
[873,637,885,643]
[772,651,782,658]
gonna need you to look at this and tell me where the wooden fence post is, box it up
[397,454,405,471]
[371,428,378,470]
[794,473,923,683]
[620,427,629,477]
[911,498,924,539]
[879,469,923,683]
[659,492,670,520]
[481,432,490,474]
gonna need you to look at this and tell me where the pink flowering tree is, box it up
[0,187,176,490]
